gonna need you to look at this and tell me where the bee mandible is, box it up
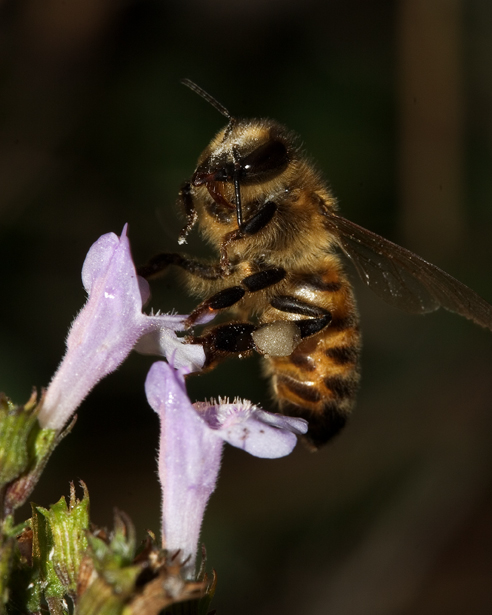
[138,79,492,449]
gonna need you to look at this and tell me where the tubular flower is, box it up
[39,226,204,431]
[145,360,308,577]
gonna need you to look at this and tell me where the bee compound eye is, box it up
[240,139,289,184]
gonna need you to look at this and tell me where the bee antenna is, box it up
[181,78,241,228]
[181,78,235,125]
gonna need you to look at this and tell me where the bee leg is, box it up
[270,295,332,338]
[240,201,277,235]
[219,201,277,270]
[137,253,222,281]
[177,181,198,245]
[186,286,247,327]
[186,272,317,368]
[185,266,287,327]
[188,295,329,369]
[219,231,240,272]
[189,322,257,369]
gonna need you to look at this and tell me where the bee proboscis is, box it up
[138,80,492,449]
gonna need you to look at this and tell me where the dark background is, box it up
[2,1,492,613]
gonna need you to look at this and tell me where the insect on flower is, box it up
[139,80,492,449]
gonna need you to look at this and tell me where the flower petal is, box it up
[135,321,205,372]
[196,400,308,459]
[218,413,298,458]
[145,361,223,577]
[39,227,204,430]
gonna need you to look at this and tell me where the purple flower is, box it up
[39,226,204,431]
[145,361,308,577]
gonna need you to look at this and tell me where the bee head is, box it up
[182,79,293,228]
[192,120,291,188]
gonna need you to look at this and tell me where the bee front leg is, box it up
[137,253,222,281]
[219,201,278,270]
[177,181,198,245]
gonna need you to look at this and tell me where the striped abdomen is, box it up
[264,265,361,449]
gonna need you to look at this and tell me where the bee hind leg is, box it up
[270,295,332,338]
[188,322,258,370]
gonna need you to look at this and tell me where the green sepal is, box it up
[32,482,90,600]
[78,517,215,615]
[198,570,217,615]
[0,393,38,489]
[76,576,129,615]
[0,390,74,517]
[89,510,136,572]
[76,512,141,615]
[158,570,217,615]
[1,516,29,542]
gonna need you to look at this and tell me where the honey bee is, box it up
[138,79,492,449]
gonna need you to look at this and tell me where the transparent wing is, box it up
[324,211,492,330]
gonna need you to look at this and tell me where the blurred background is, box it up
[1,0,492,612]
